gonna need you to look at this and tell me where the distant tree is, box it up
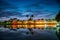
[41,19,43,20]
[55,11,60,22]
[48,19,51,21]
[52,19,55,21]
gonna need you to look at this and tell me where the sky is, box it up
[0,0,60,21]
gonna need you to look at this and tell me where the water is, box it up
[0,27,59,40]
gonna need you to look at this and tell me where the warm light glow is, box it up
[17,25,22,28]
[35,25,44,28]
[11,25,17,29]
[17,21,22,25]
[4,19,58,29]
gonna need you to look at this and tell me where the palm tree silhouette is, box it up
[26,15,29,18]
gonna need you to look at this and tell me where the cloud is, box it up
[0,10,22,17]
[21,12,33,16]
[0,28,58,40]
[0,0,59,19]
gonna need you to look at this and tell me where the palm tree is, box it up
[31,15,34,18]
[30,15,34,20]
[26,15,29,18]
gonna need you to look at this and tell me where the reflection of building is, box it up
[1,18,57,29]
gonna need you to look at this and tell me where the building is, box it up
[1,18,57,29]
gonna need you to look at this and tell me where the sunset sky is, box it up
[0,0,60,21]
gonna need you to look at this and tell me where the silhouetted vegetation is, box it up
[55,11,60,40]
[55,11,60,22]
